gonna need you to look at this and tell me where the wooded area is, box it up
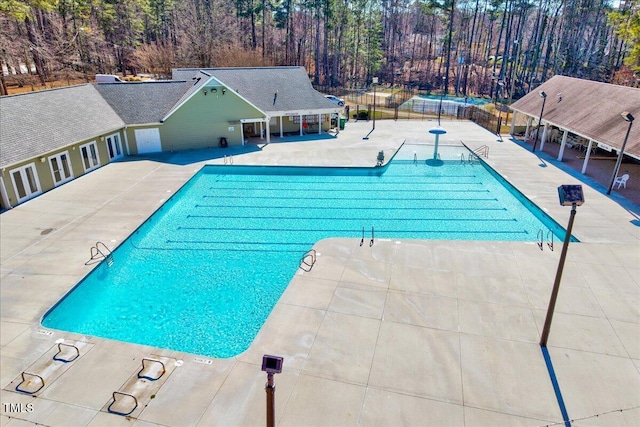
[1,0,639,98]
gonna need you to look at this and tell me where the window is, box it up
[80,141,100,172]
[10,163,41,203]
[48,151,74,186]
[105,133,123,160]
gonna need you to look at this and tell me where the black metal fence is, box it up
[318,85,507,134]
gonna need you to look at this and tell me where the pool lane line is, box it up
[177,223,525,233]
[162,229,532,245]
[205,175,482,185]
[193,204,504,210]
[207,184,487,191]
[185,215,518,221]
[200,194,496,202]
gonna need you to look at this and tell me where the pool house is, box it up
[0,67,341,210]
[509,75,640,174]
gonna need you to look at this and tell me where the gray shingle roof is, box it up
[172,67,339,114]
[0,84,125,168]
[94,80,195,124]
[510,76,640,158]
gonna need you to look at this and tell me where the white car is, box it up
[325,95,345,106]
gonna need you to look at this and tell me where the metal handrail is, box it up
[85,241,113,266]
[537,229,544,250]
[53,342,80,363]
[473,145,489,158]
[15,372,45,394]
[370,226,375,247]
[299,249,317,272]
[137,358,166,381]
[108,391,138,416]
[546,230,554,251]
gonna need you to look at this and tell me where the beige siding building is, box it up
[0,67,341,209]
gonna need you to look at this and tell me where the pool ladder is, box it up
[462,152,480,164]
[473,145,489,158]
[85,241,114,266]
[224,155,234,165]
[537,229,554,251]
[299,249,317,272]
[360,225,375,247]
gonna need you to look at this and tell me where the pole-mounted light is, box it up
[531,91,547,152]
[607,112,634,195]
[540,185,584,347]
[262,355,283,427]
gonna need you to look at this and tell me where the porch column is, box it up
[540,123,549,150]
[266,119,271,143]
[123,129,131,155]
[581,140,594,174]
[525,117,533,140]
[318,114,321,134]
[299,114,303,136]
[510,111,517,135]
[259,121,264,140]
[557,129,569,161]
[279,116,283,138]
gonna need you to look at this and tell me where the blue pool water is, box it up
[418,94,491,105]
[42,147,569,357]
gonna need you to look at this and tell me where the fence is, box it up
[316,85,519,135]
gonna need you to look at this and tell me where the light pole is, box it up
[261,355,283,427]
[531,90,547,152]
[372,76,378,131]
[607,112,634,195]
[493,79,504,138]
[540,185,584,347]
[438,76,445,126]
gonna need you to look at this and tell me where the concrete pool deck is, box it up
[1,120,638,426]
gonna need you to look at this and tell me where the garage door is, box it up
[134,128,162,154]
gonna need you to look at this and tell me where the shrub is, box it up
[356,110,369,120]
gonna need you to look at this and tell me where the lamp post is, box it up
[261,355,283,427]
[372,76,378,131]
[540,185,584,347]
[607,112,635,195]
[531,91,547,152]
[493,79,504,138]
[438,76,445,126]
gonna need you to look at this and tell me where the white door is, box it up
[10,163,41,204]
[135,128,162,154]
[79,141,100,172]
[48,151,74,186]
[105,133,124,160]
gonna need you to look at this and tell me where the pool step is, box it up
[102,355,177,418]
[4,340,93,396]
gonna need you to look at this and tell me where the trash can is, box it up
[339,117,346,130]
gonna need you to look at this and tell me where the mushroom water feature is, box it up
[428,126,447,161]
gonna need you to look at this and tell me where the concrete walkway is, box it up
[1,120,638,426]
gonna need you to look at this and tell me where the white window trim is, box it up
[48,150,74,186]
[9,162,42,204]
[79,141,101,172]
[105,132,124,160]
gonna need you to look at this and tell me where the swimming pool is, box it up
[42,145,569,357]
